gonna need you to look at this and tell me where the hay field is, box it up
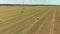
[0,6,60,34]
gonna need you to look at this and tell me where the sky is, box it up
[0,0,60,5]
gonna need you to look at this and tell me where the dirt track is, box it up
[0,6,60,34]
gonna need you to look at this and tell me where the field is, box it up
[0,6,60,34]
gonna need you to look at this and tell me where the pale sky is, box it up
[0,0,60,5]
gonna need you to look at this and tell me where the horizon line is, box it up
[0,4,60,6]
